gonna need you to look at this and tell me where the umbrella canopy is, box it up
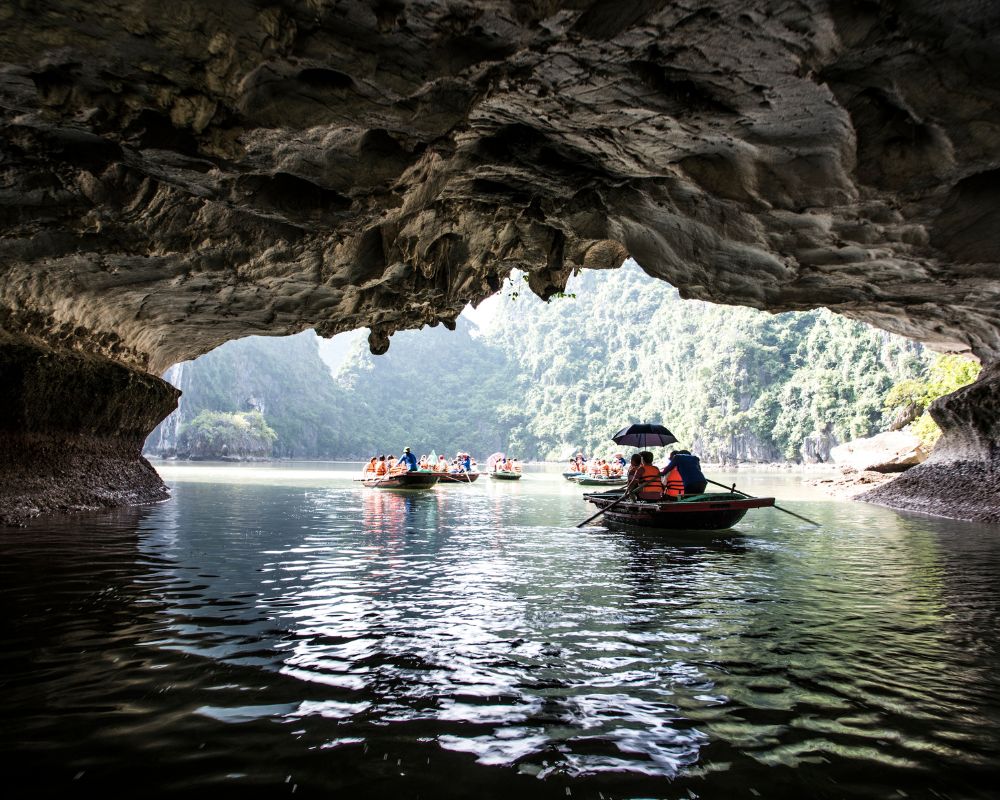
[486,452,506,470]
[612,423,678,449]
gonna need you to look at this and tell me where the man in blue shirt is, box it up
[399,447,418,472]
[660,450,707,495]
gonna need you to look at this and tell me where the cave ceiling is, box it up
[1,0,999,373]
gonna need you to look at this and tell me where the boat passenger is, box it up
[600,460,611,477]
[364,457,377,477]
[660,450,707,495]
[387,455,398,473]
[625,453,642,484]
[631,452,663,501]
[438,455,449,472]
[375,455,388,476]
[399,447,418,472]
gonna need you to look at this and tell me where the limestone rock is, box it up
[1,1,999,522]
[862,363,1000,523]
[0,1,999,373]
[831,430,929,473]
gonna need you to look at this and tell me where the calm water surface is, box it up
[2,463,999,798]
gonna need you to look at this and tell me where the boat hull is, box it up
[574,476,627,486]
[490,471,522,480]
[361,471,440,490]
[563,471,585,480]
[436,472,480,483]
[583,492,774,531]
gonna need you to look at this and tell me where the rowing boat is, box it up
[436,472,480,483]
[358,470,440,490]
[573,475,627,486]
[582,491,774,530]
[490,470,522,481]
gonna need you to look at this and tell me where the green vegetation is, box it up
[148,261,947,463]
[486,264,927,462]
[884,354,982,447]
[179,410,277,459]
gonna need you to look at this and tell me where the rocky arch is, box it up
[1,0,998,524]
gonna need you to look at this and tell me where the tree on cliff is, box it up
[178,410,278,460]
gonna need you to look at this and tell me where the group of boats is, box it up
[354,424,787,533]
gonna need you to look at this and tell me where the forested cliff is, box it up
[147,262,929,462]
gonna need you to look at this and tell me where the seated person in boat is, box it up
[375,455,388,476]
[398,447,418,472]
[418,454,429,469]
[437,455,449,472]
[625,453,642,484]
[660,449,707,495]
[364,457,377,477]
[627,452,663,501]
[600,459,611,477]
[387,455,399,473]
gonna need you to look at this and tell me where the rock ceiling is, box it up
[1,0,999,374]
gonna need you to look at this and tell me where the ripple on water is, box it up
[2,480,1000,798]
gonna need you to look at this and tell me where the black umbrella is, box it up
[611,423,678,449]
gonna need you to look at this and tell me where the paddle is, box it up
[574,480,637,528]
[705,478,821,527]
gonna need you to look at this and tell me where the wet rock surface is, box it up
[862,363,1000,523]
[0,1,999,522]
[0,334,178,525]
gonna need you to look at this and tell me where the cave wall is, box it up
[0,332,178,525]
[1,1,999,522]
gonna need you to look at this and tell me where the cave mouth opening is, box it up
[142,259,954,477]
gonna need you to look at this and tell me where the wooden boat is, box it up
[358,470,440,490]
[436,472,480,483]
[574,475,627,486]
[582,491,774,530]
[490,470,522,481]
[563,471,585,481]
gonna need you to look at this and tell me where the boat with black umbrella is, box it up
[575,423,786,531]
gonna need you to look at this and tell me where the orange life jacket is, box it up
[664,467,685,497]
[601,462,610,476]
[636,464,663,501]
[375,462,387,475]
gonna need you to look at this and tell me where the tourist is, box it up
[375,455,388,476]
[625,453,642,484]
[633,452,663,501]
[364,457,377,477]
[660,449,707,495]
[398,447,418,472]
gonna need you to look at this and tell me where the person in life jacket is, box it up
[375,455,388,476]
[364,457,377,477]
[627,452,663,501]
[600,459,611,477]
[660,449,707,495]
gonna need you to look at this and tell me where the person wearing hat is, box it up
[398,447,418,472]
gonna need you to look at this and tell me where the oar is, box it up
[575,485,634,528]
[706,478,821,527]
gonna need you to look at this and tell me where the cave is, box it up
[1,1,998,525]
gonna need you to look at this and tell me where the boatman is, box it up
[660,450,707,495]
[399,447,418,472]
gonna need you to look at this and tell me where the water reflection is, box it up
[1,472,999,799]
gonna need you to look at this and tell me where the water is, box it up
[2,463,999,798]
